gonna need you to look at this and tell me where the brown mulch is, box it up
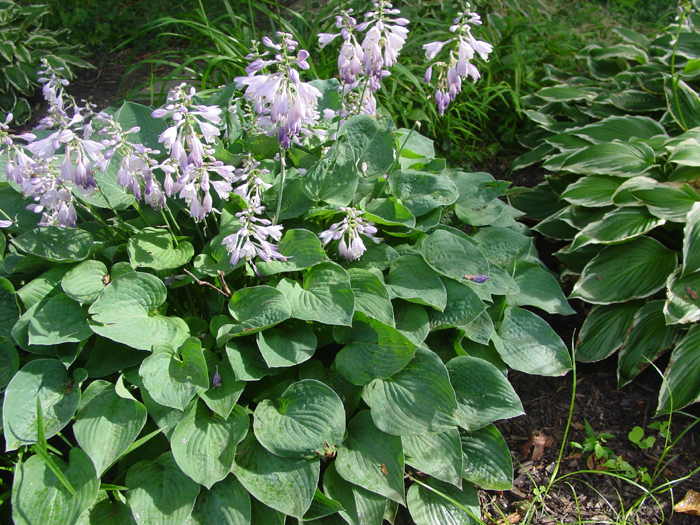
[12,51,700,525]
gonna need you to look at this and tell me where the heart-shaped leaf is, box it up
[386,255,447,311]
[323,462,386,525]
[407,477,480,525]
[460,425,513,490]
[187,475,251,525]
[12,226,93,262]
[29,294,92,345]
[127,228,195,270]
[61,260,109,304]
[402,429,463,488]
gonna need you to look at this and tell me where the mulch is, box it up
[10,50,700,525]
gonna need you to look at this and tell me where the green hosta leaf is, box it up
[576,301,645,362]
[402,429,463,488]
[84,338,146,378]
[421,230,491,289]
[612,176,657,206]
[334,313,417,386]
[80,153,136,210]
[78,498,137,525]
[494,307,572,376]
[11,299,56,354]
[460,425,513,490]
[569,115,665,143]
[536,85,597,101]
[470,227,532,267]
[665,75,700,130]
[304,488,345,521]
[407,478,480,525]
[348,268,395,326]
[665,268,700,324]
[112,100,167,151]
[447,356,524,431]
[139,338,209,410]
[61,260,109,304]
[187,475,251,525]
[89,272,190,350]
[618,301,678,387]
[323,462,386,525]
[73,379,147,477]
[12,226,93,262]
[257,229,327,275]
[394,300,430,346]
[199,350,244,418]
[364,198,416,228]
[172,401,248,489]
[570,207,665,251]
[669,139,700,167]
[225,338,273,381]
[222,285,292,339]
[277,262,354,326]
[658,325,700,413]
[12,448,99,525]
[683,202,700,276]
[0,337,19,389]
[335,411,405,504]
[506,261,575,316]
[569,237,677,304]
[233,433,320,519]
[17,266,73,309]
[3,360,86,451]
[257,319,317,368]
[362,346,458,435]
[0,277,19,339]
[386,255,447,311]
[461,310,495,346]
[139,383,190,440]
[560,175,627,207]
[127,228,194,270]
[559,142,657,177]
[126,451,200,525]
[29,294,92,345]
[629,182,698,222]
[388,170,459,216]
[254,379,346,458]
[428,278,486,330]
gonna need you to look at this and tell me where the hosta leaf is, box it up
[362,346,459,435]
[618,301,678,387]
[303,488,345,521]
[127,228,195,270]
[89,272,190,351]
[12,226,93,262]
[421,230,491,288]
[364,197,416,228]
[506,261,576,315]
[471,227,532,267]
[460,425,513,490]
[683,202,700,275]
[348,268,395,326]
[560,175,627,207]
[629,182,698,222]
[570,207,665,251]
[388,169,459,216]
[665,75,700,130]
[257,319,317,368]
[233,433,320,519]
[17,266,73,310]
[222,285,292,339]
[407,478,480,525]
[84,338,146,378]
[225,338,273,381]
[254,379,346,458]
[277,262,354,326]
[665,268,700,324]
[658,326,700,413]
[3,360,86,451]
[447,356,524,431]
[126,451,200,525]
[570,237,677,304]
[494,307,572,376]
[323,462,386,525]
[199,349,244,418]
[73,379,147,477]
[576,301,645,362]
[427,278,486,330]
[334,313,417,385]
[29,294,92,345]
[335,411,405,504]
[394,300,430,346]
[402,429,463,487]
[386,255,447,311]
[569,115,665,143]
[78,498,137,525]
[0,277,19,339]
[61,260,109,304]
[256,229,327,275]
[172,401,248,489]
[0,337,19,389]
[139,338,209,410]
[186,475,251,525]
[559,142,656,177]
[12,448,99,525]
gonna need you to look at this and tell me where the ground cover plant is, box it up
[0,2,580,523]
[511,0,700,414]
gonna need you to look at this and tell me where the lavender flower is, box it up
[422,2,493,115]
[236,33,322,149]
[318,207,380,262]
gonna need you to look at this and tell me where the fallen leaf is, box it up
[519,430,555,461]
[674,489,700,515]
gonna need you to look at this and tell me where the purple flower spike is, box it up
[472,274,489,283]
[212,365,222,388]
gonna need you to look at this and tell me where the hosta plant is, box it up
[0,4,573,524]
[0,0,91,123]
[510,0,700,413]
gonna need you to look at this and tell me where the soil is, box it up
[11,54,700,525]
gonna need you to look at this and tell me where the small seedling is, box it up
[628,426,656,450]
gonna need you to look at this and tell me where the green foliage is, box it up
[510,1,700,413]
[0,0,91,123]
